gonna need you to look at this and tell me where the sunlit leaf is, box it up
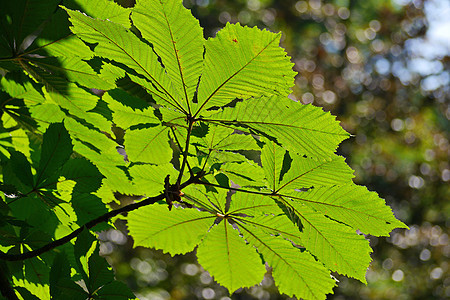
[196,221,266,292]
[127,203,214,255]
[195,24,295,113]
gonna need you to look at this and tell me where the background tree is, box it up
[103,0,449,299]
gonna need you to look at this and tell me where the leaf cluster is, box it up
[0,1,407,299]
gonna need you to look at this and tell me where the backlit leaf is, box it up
[197,221,266,292]
[127,203,214,255]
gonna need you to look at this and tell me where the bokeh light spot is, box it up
[430,267,443,280]
[392,269,404,281]
[420,248,431,261]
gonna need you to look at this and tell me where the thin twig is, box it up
[170,127,193,177]
[177,119,195,185]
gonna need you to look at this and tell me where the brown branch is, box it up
[0,175,199,262]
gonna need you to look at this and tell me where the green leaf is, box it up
[192,124,259,152]
[124,126,172,164]
[226,192,304,246]
[8,151,34,188]
[72,229,128,296]
[218,160,266,188]
[128,164,178,196]
[74,228,97,280]
[36,123,73,188]
[0,0,60,53]
[95,281,135,299]
[280,197,372,283]
[195,23,295,113]
[240,224,336,300]
[279,154,354,191]
[29,104,65,125]
[0,75,46,105]
[23,64,107,130]
[50,278,87,300]
[0,2,410,299]
[50,252,86,300]
[286,184,408,236]
[261,140,287,192]
[71,193,108,228]
[103,89,158,129]
[227,192,279,216]
[206,96,350,159]
[132,0,204,111]
[262,144,354,193]
[49,252,71,288]
[27,56,115,90]
[69,0,131,27]
[27,8,92,59]
[65,8,184,112]
[86,248,114,292]
[61,158,104,193]
[127,203,214,255]
[23,257,50,284]
[14,287,41,300]
[196,221,266,292]
[64,118,126,187]
[182,186,228,214]
[10,280,49,300]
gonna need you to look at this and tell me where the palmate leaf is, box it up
[127,187,335,298]
[0,1,409,299]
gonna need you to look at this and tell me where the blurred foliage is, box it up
[105,0,449,299]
